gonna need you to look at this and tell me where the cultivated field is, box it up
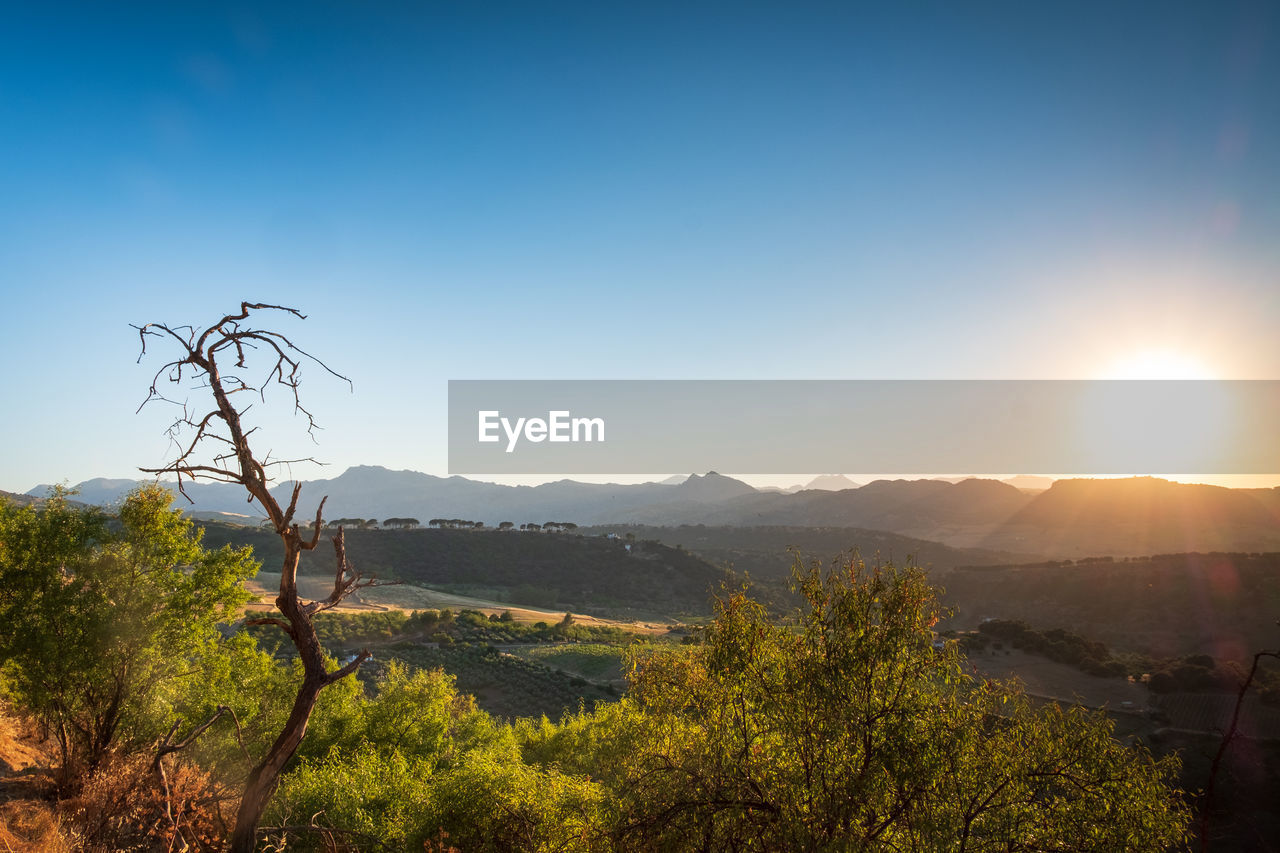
[507,643,630,684]
[967,647,1148,709]
[245,572,674,634]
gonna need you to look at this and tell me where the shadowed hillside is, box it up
[198,524,730,619]
[939,551,1280,662]
[579,524,1032,585]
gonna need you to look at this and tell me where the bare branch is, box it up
[195,302,306,354]
[1200,648,1280,851]
[258,820,394,851]
[283,482,302,529]
[303,496,328,551]
[299,527,383,618]
[152,705,236,832]
[244,617,293,635]
[133,321,197,364]
[136,304,350,493]
[134,303,376,852]
[224,705,254,767]
[324,649,371,686]
[156,705,233,761]
[330,525,349,593]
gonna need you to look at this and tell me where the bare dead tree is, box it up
[134,302,379,853]
[1199,645,1280,852]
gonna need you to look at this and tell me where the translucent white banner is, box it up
[447,380,1279,475]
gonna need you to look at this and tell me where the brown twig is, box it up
[1200,647,1280,851]
[153,706,236,833]
[258,819,395,851]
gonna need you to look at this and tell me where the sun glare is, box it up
[1101,349,1218,380]
[1077,356,1235,474]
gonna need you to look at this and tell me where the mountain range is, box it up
[25,468,1280,559]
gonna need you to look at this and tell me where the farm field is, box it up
[374,643,618,720]
[506,643,631,684]
[246,572,675,634]
[967,647,1148,710]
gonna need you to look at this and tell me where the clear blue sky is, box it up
[2,1,1277,491]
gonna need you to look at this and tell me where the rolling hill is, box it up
[198,523,730,620]
[938,551,1280,663]
[28,469,1280,559]
[577,524,1032,585]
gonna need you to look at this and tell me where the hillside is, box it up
[579,524,1032,585]
[975,477,1280,556]
[938,551,1280,662]
[199,524,729,619]
[622,478,1280,557]
[0,490,39,508]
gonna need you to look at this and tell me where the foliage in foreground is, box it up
[274,557,1191,851]
[0,486,256,783]
[268,662,607,850]
[0,492,1190,850]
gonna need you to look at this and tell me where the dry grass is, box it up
[0,701,232,852]
[0,712,54,777]
[0,708,72,851]
[61,752,232,852]
[0,799,76,852]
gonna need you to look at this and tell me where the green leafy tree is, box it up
[270,662,606,851]
[593,556,1190,851]
[0,485,256,782]
[555,611,576,638]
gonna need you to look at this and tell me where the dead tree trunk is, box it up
[229,532,368,852]
[135,303,376,853]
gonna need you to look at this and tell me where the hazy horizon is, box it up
[13,468,1280,497]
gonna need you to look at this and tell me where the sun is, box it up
[1100,349,1218,380]
[1080,348,1234,474]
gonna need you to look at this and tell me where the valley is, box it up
[12,471,1280,850]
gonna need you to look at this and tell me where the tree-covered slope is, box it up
[199,524,730,618]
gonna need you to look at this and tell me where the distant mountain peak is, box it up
[1000,475,1055,492]
[802,474,860,492]
[675,472,758,501]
